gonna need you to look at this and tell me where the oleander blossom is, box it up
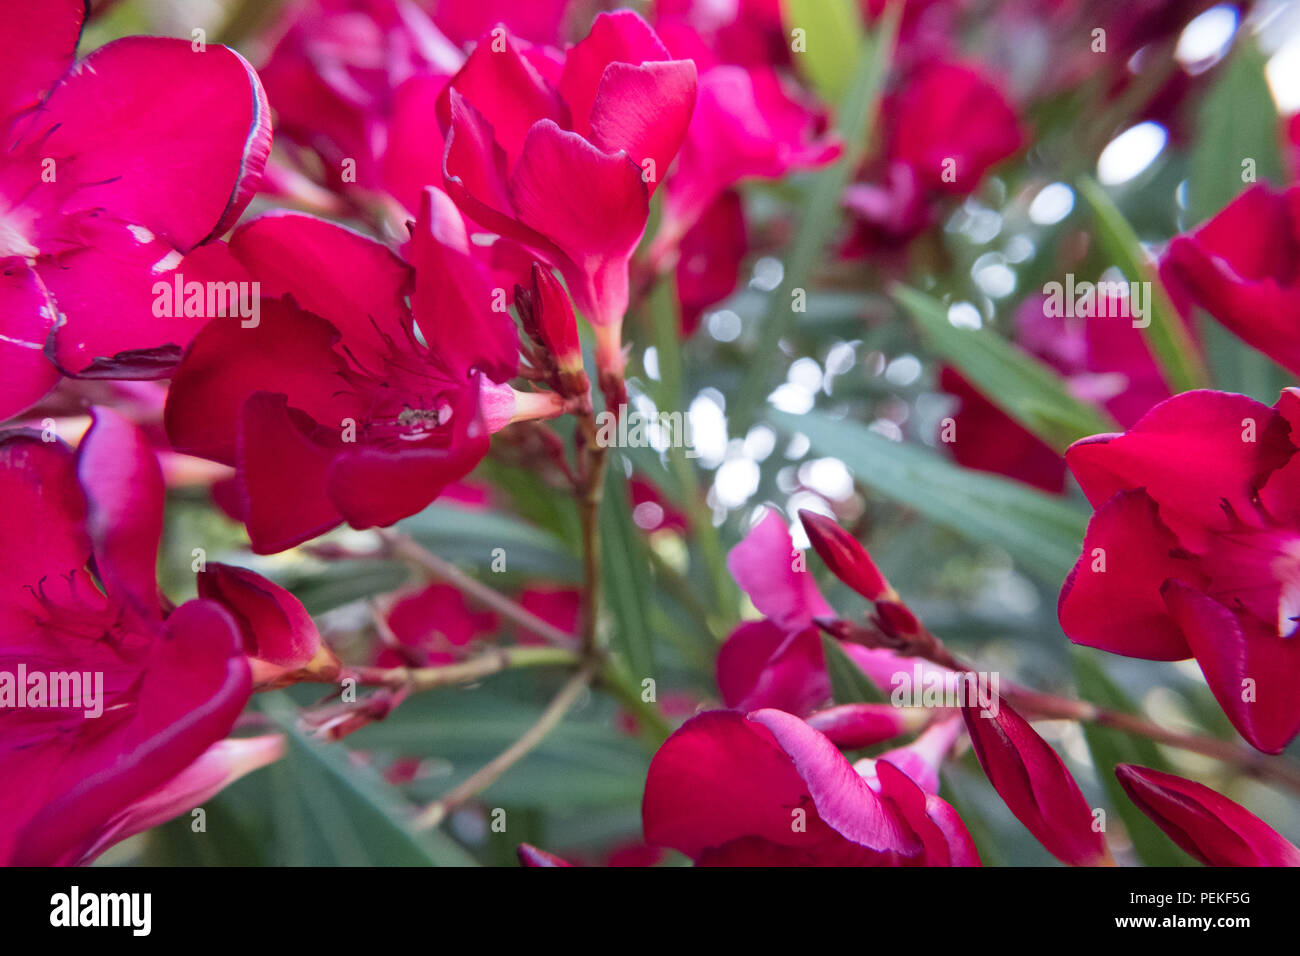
[1059,388,1300,753]
[0,408,308,865]
[165,193,569,553]
[0,0,270,419]
[439,10,697,373]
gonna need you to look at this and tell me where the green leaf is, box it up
[260,693,480,866]
[782,0,865,103]
[894,285,1116,450]
[601,457,658,682]
[770,409,1088,585]
[401,504,580,581]
[1076,175,1209,394]
[1188,41,1284,220]
[1071,650,1192,867]
[820,632,886,704]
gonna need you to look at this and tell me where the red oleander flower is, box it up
[962,697,1113,866]
[0,408,307,864]
[1161,184,1300,378]
[672,189,747,336]
[440,10,697,372]
[642,708,978,865]
[1115,764,1300,867]
[846,59,1022,249]
[1058,389,1300,753]
[375,583,498,667]
[0,0,270,419]
[165,194,565,553]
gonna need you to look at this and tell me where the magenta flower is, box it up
[1161,184,1300,378]
[440,10,697,370]
[962,697,1112,866]
[258,0,463,219]
[165,196,563,553]
[374,583,498,667]
[0,0,270,419]
[1116,764,1300,867]
[1059,389,1300,753]
[672,189,747,336]
[0,408,259,865]
[642,708,978,866]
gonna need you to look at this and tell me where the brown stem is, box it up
[574,412,609,655]
[349,646,581,693]
[412,662,597,829]
[377,529,576,648]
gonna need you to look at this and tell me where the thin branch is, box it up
[350,646,581,693]
[412,662,597,829]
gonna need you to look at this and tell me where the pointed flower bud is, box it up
[798,510,897,602]
[517,262,590,399]
[962,697,1113,866]
[1116,764,1300,867]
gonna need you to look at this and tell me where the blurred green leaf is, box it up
[782,0,865,103]
[601,457,658,682]
[1077,175,1209,394]
[1071,650,1192,866]
[821,633,887,704]
[894,285,1116,450]
[771,409,1088,585]
[401,504,580,581]
[261,694,480,866]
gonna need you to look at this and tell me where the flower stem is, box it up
[412,661,597,829]
[350,646,581,693]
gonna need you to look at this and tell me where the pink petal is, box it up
[75,406,163,620]
[0,264,61,419]
[33,37,270,250]
[726,508,832,631]
[587,59,697,196]
[0,0,83,123]
[716,623,830,714]
[1058,489,1197,660]
[559,10,671,139]
[1163,581,1300,754]
[507,120,648,325]
[1065,390,1293,550]
[228,212,412,374]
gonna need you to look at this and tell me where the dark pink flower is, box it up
[429,0,574,48]
[799,509,895,602]
[656,64,838,248]
[165,200,563,553]
[375,583,498,667]
[642,708,977,866]
[258,0,462,220]
[1058,389,1300,753]
[0,408,259,865]
[440,10,697,372]
[1161,185,1300,378]
[1116,764,1300,867]
[652,0,789,71]
[962,697,1112,866]
[516,587,581,646]
[886,60,1023,196]
[0,0,270,419]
